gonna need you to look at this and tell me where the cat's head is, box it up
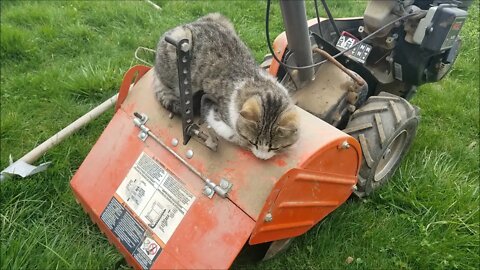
[236,94,299,160]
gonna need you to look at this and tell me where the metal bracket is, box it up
[132,112,232,199]
[133,112,150,141]
[164,36,195,145]
[202,178,233,199]
[164,36,220,152]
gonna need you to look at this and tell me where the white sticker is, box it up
[116,152,195,244]
[139,236,161,260]
[394,62,403,81]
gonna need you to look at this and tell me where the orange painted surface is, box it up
[249,137,360,244]
[115,65,150,112]
[269,18,328,77]
[70,64,361,269]
[268,32,288,77]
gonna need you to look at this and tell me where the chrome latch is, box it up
[134,112,149,141]
[202,178,233,199]
[133,111,232,199]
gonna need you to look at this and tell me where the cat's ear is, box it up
[278,106,298,129]
[277,107,298,137]
[239,96,261,123]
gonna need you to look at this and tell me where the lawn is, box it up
[1,1,478,269]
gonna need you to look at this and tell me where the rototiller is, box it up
[70,0,470,268]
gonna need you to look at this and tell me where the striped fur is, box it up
[154,13,298,160]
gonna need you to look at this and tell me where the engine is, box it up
[362,0,470,93]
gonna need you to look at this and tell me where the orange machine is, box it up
[70,0,472,265]
[70,65,361,269]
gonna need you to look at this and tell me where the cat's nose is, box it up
[251,146,275,160]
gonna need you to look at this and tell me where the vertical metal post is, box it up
[279,0,314,84]
[165,36,194,145]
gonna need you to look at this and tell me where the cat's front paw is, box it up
[156,92,181,114]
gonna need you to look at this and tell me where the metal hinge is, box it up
[132,112,232,199]
[133,112,149,141]
[202,178,233,199]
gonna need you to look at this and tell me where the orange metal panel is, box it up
[268,32,288,77]
[71,64,361,268]
[249,136,361,244]
[115,65,150,112]
[71,71,255,269]
[120,70,359,222]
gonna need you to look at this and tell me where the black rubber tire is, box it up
[343,92,420,197]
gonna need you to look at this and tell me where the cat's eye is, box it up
[269,143,294,152]
[238,133,258,148]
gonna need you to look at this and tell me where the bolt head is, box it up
[347,105,356,113]
[203,187,213,196]
[186,149,194,159]
[180,42,190,52]
[171,138,179,146]
[339,141,350,149]
[219,179,229,189]
[264,213,273,222]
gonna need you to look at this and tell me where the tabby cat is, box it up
[154,13,299,160]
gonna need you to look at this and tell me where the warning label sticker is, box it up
[133,236,162,269]
[101,197,161,269]
[115,152,196,244]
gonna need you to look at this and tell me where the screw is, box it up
[140,132,147,139]
[264,213,273,222]
[171,138,179,146]
[186,149,194,159]
[203,186,213,196]
[339,141,350,149]
[220,179,229,189]
[180,42,190,52]
[347,105,356,113]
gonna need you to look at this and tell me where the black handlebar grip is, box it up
[164,35,179,46]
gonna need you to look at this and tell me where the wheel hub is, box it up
[374,130,408,182]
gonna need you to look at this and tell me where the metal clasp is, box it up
[202,178,233,199]
[133,112,232,199]
[134,112,149,141]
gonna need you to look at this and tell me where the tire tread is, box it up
[343,123,373,134]
[345,92,419,197]
[351,105,388,119]
[359,134,374,168]
[374,113,386,146]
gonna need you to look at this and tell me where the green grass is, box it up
[1,1,478,269]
